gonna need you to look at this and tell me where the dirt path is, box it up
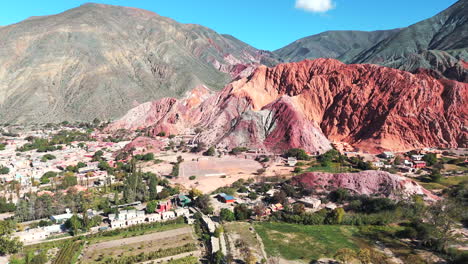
[138,251,201,264]
[86,227,192,251]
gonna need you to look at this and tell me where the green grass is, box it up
[254,222,361,261]
[416,174,468,190]
[254,222,428,263]
[306,162,358,173]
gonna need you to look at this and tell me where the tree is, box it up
[60,174,78,189]
[0,220,22,255]
[293,203,305,215]
[65,214,82,236]
[293,167,303,173]
[213,250,225,264]
[171,163,180,177]
[284,148,309,160]
[146,200,158,213]
[220,208,235,222]
[248,192,258,200]
[423,153,438,166]
[189,188,203,198]
[203,146,216,156]
[393,155,402,165]
[329,188,349,203]
[326,208,345,224]
[0,166,9,175]
[176,155,184,163]
[430,169,442,183]
[234,204,252,220]
[194,195,213,215]
[148,174,159,200]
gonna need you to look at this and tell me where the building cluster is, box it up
[109,201,190,229]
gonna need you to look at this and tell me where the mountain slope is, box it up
[352,0,468,81]
[0,3,275,123]
[274,0,468,82]
[274,29,401,63]
[109,59,468,153]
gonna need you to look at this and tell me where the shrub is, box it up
[284,148,309,160]
[189,175,196,180]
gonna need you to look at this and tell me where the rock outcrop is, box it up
[109,58,467,153]
[292,171,438,200]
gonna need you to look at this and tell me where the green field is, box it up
[417,174,468,190]
[306,162,358,173]
[254,222,361,261]
[254,222,430,263]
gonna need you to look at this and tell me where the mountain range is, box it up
[0,1,466,124]
[108,58,467,153]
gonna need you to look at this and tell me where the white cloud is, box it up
[295,0,335,13]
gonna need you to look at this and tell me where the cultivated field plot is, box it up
[225,222,266,261]
[255,222,360,262]
[80,227,197,263]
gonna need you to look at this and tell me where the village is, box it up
[0,123,466,264]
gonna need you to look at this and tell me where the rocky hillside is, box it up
[0,3,276,123]
[292,171,438,200]
[275,0,468,82]
[275,29,401,63]
[108,59,467,153]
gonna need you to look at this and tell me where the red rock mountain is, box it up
[108,59,467,153]
[292,171,438,200]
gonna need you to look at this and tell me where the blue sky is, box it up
[0,0,458,50]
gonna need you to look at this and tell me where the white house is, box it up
[382,152,395,159]
[50,209,73,223]
[161,211,176,220]
[411,155,424,161]
[175,208,190,218]
[287,157,297,167]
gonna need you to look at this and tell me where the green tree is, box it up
[0,220,22,255]
[220,208,236,222]
[203,146,216,156]
[284,148,309,160]
[65,214,82,236]
[60,174,77,189]
[234,204,252,220]
[0,166,10,175]
[430,169,442,183]
[148,174,159,200]
[326,208,345,224]
[213,250,225,264]
[194,195,213,215]
[146,200,158,213]
[423,153,438,166]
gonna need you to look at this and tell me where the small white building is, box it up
[382,152,395,159]
[372,161,384,168]
[161,211,176,220]
[411,155,424,161]
[50,209,73,223]
[287,157,297,167]
[174,208,190,218]
[297,197,322,209]
[146,213,162,222]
